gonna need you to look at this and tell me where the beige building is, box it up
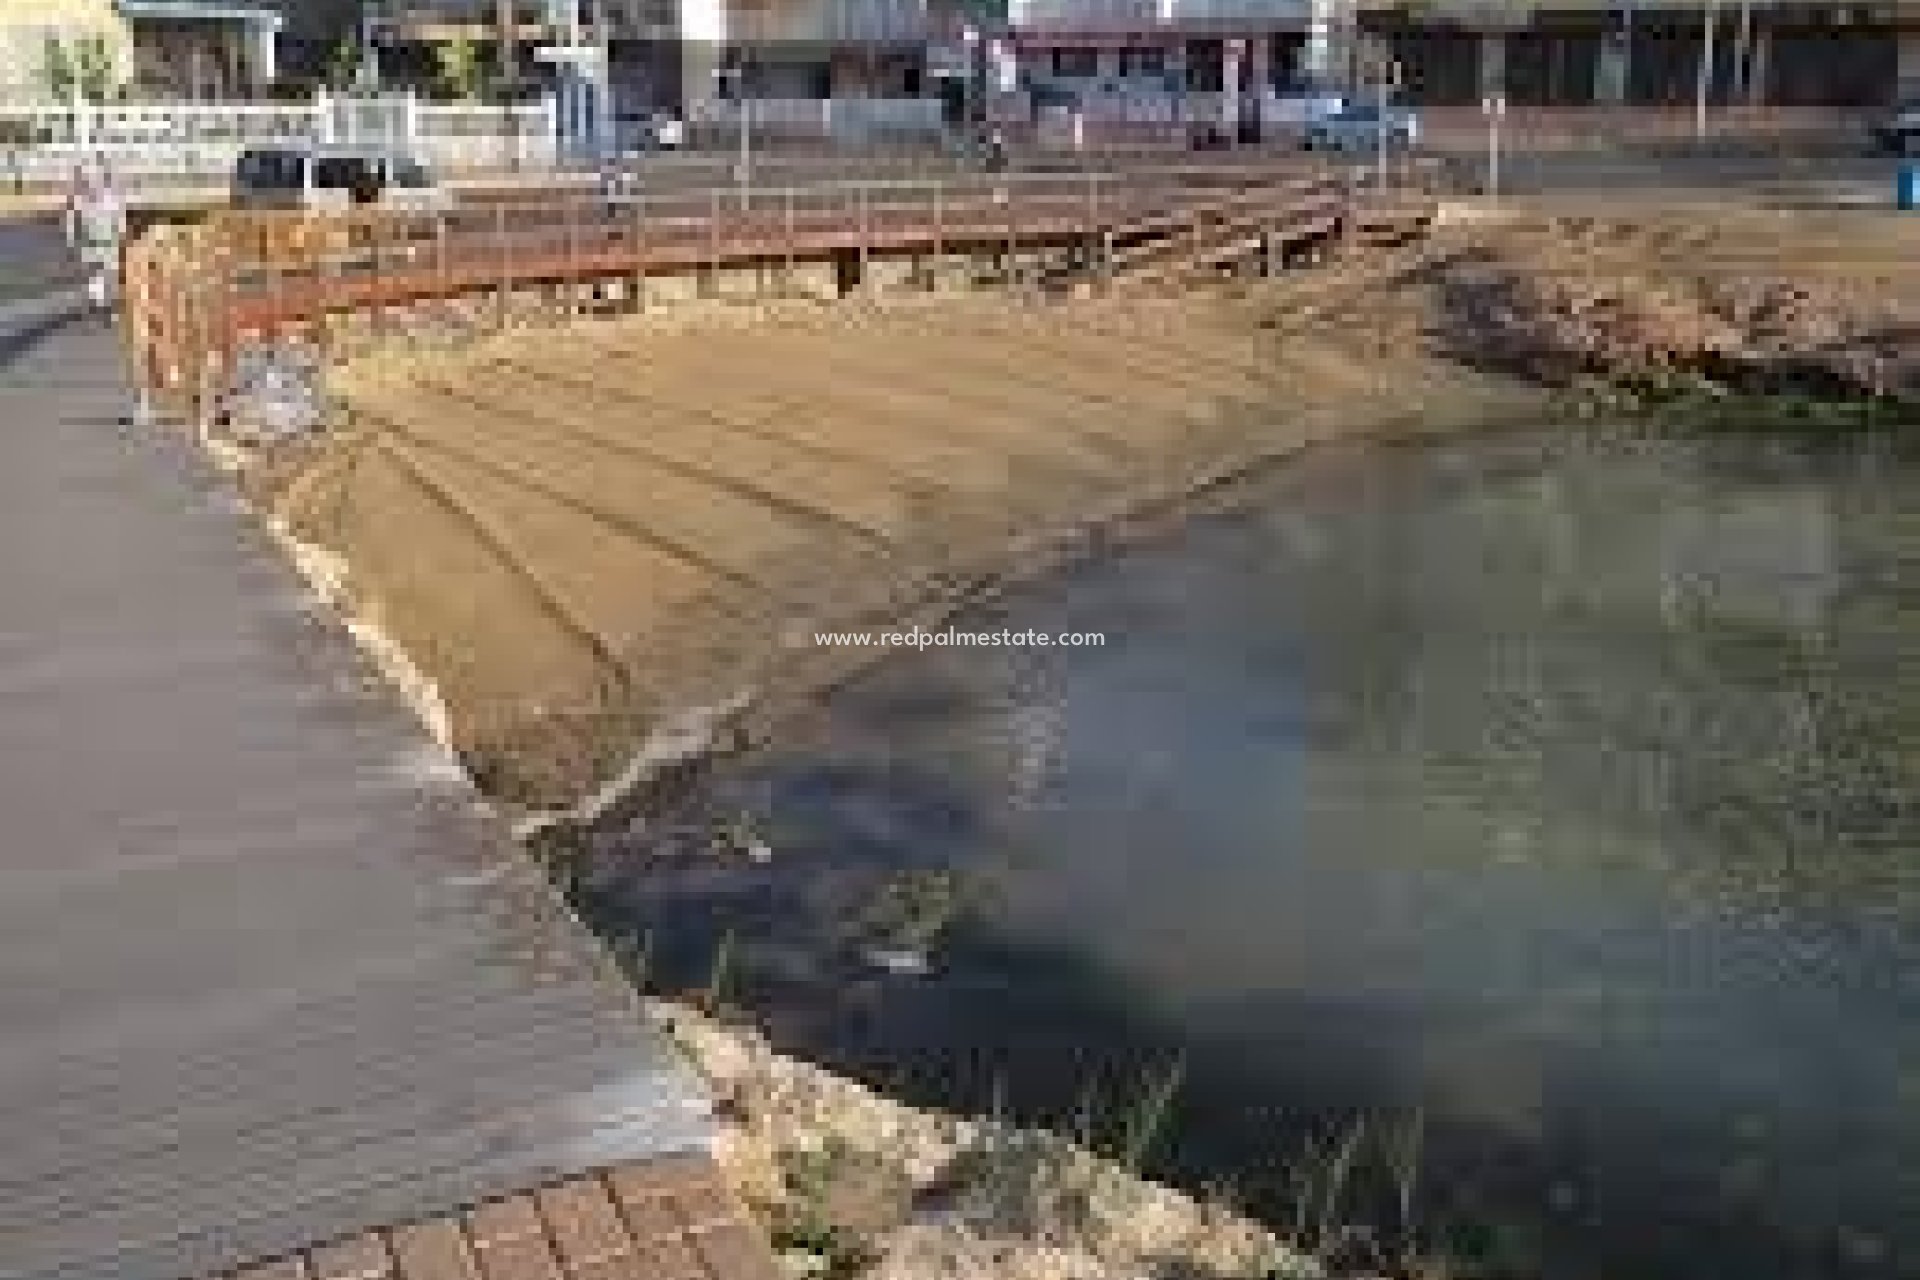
[0,0,131,101]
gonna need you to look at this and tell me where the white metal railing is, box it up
[0,92,560,183]
[688,97,945,138]
[1008,0,1310,27]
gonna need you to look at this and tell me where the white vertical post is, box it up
[252,17,279,91]
[1303,0,1342,83]
[1375,73,1388,189]
[1731,0,1754,108]
[1748,26,1771,107]
[1485,91,1503,202]
[313,87,333,143]
[401,91,420,151]
[72,92,92,151]
[738,93,751,209]
[1222,39,1242,140]
[1695,0,1720,139]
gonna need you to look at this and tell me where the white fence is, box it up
[0,92,560,186]
[1008,0,1310,30]
[688,97,946,141]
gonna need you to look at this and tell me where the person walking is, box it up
[64,157,126,312]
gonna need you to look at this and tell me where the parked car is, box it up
[1266,82,1348,127]
[1870,100,1920,155]
[231,144,452,213]
[1301,104,1421,154]
[614,111,685,154]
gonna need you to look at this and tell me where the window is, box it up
[236,149,304,191]
[389,158,433,189]
[1119,47,1165,79]
[1050,48,1098,78]
[315,156,370,191]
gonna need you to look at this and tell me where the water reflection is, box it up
[584,424,1920,1279]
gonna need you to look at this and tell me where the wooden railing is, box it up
[122,158,1441,429]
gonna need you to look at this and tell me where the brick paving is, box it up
[228,1157,781,1280]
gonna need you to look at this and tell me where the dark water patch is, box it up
[580,422,1920,1280]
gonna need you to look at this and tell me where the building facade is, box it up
[982,2,1916,119]
[373,0,935,118]
[117,1,284,99]
[0,0,130,101]
[1369,2,1913,109]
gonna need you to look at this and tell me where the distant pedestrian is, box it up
[597,153,630,220]
[64,157,125,311]
[984,129,1008,173]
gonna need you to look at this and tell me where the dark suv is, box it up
[1870,100,1920,156]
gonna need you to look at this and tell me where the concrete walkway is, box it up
[0,248,710,1280]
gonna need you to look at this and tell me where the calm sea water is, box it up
[582,423,1920,1279]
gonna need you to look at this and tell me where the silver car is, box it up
[1302,105,1421,153]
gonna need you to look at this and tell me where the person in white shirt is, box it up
[65,157,126,311]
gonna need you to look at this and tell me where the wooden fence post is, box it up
[631,194,648,313]
[930,180,944,290]
[857,183,871,297]
[707,188,722,297]
[495,202,510,330]
[564,195,580,319]
[783,187,797,296]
